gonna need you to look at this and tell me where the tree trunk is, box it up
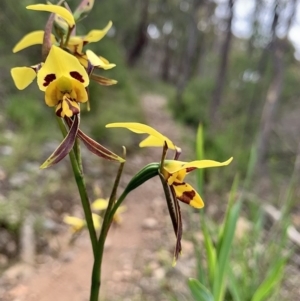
[210,0,234,122]
[175,0,203,110]
[127,0,149,66]
[161,35,171,81]
[256,39,284,173]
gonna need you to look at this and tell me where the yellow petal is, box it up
[86,50,116,69]
[172,182,204,208]
[11,67,37,90]
[97,56,116,70]
[72,79,88,103]
[44,79,59,106]
[37,45,89,91]
[84,21,113,43]
[86,50,102,66]
[63,215,85,232]
[26,4,75,27]
[13,31,56,53]
[62,97,80,117]
[164,157,233,174]
[92,213,102,230]
[139,135,166,148]
[91,199,108,211]
[105,122,176,150]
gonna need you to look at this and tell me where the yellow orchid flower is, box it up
[63,213,102,233]
[13,12,115,71]
[92,198,127,224]
[106,122,178,150]
[106,122,233,207]
[37,45,89,118]
[162,158,233,208]
[68,21,112,55]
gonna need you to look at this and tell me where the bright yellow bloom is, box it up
[37,45,89,117]
[63,214,102,233]
[13,18,116,71]
[162,158,233,208]
[106,122,233,208]
[106,122,177,150]
[92,198,127,224]
[26,4,75,27]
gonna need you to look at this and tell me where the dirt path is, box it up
[3,94,191,301]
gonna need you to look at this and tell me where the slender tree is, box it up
[175,0,204,110]
[127,0,150,66]
[210,0,234,122]
[256,1,287,173]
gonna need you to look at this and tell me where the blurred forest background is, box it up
[1,0,300,300]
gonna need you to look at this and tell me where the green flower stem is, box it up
[56,117,98,257]
[89,161,125,301]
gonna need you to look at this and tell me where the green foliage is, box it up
[187,127,291,301]
[173,77,214,127]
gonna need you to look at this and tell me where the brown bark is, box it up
[210,0,234,122]
[256,39,284,172]
[175,0,204,109]
[161,35,171,81]
[127,0,150,66]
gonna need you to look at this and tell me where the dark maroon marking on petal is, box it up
[70,71,84,83]
[43,73,56,87]
[55,102,63,117]
[186,167,196,173]
[63,97,80,116]
[173,182,195,205]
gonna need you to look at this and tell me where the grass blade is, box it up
[188,278,214,301]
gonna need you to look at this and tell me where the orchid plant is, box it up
[10,1,233,300]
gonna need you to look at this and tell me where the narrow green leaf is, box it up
[188,278,214,301]
[201,218,216,286]
[227,268,242,301]
[213,177,241,301]
[251,257,288,301]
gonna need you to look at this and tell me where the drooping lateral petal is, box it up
[172,181,204,209]
[90,74,117,86]
[11,67,37,90]
[13,31,56,53]
[65,118,125,163]
[158,172,182,263]
[164,157,233,174]
[83,21,113,43]
[105,122,176,150]
[26,4,75,27]
[40,115,79,169]
[37,45,89,91]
